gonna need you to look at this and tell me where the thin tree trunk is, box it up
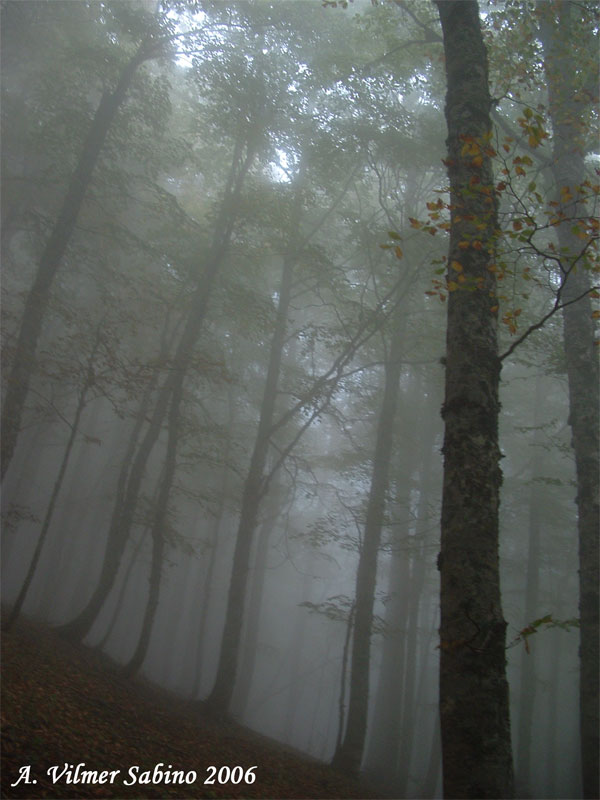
[123,377,183,677]
[281,557,313,744]
[232,486,282,715]
[1,43,153,481]
[192,488,229,698]
[544,626,562,799]
[57,134,257,642]
[332,304,405,775]
[206,157,382,715]
[56,321,171,640]
[206,241,296,714]
[516,377,544,796]
[436,3,514,796]
[4,328,103,630]
[395,436,433,797]
[96,529,146,650]
[538,8,599,796]
[362,534,409,786]
[421,713,442,799]
[334,601,356,756]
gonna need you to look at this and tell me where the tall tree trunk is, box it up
[4,328,103,630]
[191,386,237,698]
[362,370,436,794]
[191,483,230,698]
[515,377,544,796]
[362,531,410,786]
[280,553,314,744]
[57,134,257,642]
[96,528,146,650]
[55,318,172,641]
[123,378,183,677]
[334,601,356,756]
[332,304,405,776]
[538,8,599,796]
[544,622,562,799]
[232,485,282,715]
[436,3,514,797]
[421,713,442,800]
[1,43,152,481]
[33,403,121,618]
[395,436,434,797]
[206,241,296,714]
[346,400,411,782]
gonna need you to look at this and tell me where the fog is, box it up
[2,1,597,798]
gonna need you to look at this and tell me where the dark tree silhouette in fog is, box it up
[436,2,514,796]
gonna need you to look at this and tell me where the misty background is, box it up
[2,1,596,798]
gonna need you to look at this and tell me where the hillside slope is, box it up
[1,615,377,799]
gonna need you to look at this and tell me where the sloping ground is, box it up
[1,615,378,800]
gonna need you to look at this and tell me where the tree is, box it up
[3,322,105,631]
[330,301,404,776]
[537,6,599,796]
[435,2,514,797]
[0,4,173,481]
[57,113,259,642]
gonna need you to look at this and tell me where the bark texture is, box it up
[436,3,514,797]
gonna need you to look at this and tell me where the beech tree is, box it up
[435,2,514,796]
[537,6,599,795]
[1,4,590,796]
[0,3,176,481]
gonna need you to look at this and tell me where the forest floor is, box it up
[1,614,380,800]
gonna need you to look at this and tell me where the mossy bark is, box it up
[436,3,514,797]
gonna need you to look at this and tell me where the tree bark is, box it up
[436,2,514,797]
[538,7,599,796]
